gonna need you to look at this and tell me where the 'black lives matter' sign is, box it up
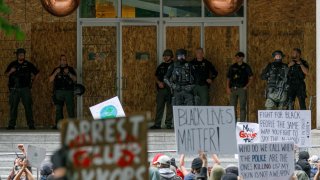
[173,106,237,155]
[61,115,148,180]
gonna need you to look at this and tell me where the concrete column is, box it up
[317,0,320,129]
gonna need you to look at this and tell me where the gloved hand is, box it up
[172,84,180,91]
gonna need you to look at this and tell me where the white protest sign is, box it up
[258,110,311,147]
[236,122,260,144]
[26,145,46,168]
[238,141,295,180]
[173,106,237,155]
[89,96,125,119]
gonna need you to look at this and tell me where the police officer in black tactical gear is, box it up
[49,55,77,129]
[164,49,195,106]
[287,48,309,110]
[150,49,174,129]
[191,48,218,105]
[261,50,289,110]
[5,48,39,130]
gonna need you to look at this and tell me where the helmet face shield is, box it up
[177,54,185,60]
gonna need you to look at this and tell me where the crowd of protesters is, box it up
[6,144,320,180]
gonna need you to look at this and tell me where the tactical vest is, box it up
[267,62,289,90]
[171,61,194,86]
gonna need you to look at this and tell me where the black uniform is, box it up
[164,60,195,105]
[51,66,76,125]
[153,61,173,128]
[5,60,39,129]
[227,63,253,88]
[191,58,218,105]
[287,59,309,110]
[227,62,253,121]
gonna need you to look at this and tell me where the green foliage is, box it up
[0,0,25,40]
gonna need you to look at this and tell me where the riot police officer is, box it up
[150,49,174,129]
[191,48,218,105]
[261,50,289,110]
[287,48,309,110]
[5,48,39,130]
[164,49,195,106]
[49,55,76,129]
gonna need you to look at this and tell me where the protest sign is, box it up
[236,122,260,144]
[258,110,311,147]
[26,145,46,168]
[238,141,295,180]
[173,106,237,155]
[89,96,125,119]
[60,115,148,180]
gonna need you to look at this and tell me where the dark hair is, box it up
[235,52,245,57]
[293,48,301,54]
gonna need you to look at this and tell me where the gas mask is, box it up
[177,54,185,61]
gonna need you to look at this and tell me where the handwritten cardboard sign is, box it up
[236,122,260,144]
[89,96,126,120]
[258,110,311,147]
[238,141,295,180]
[173,106,237,155]
[26,145,46,168]
[60,115,148,180]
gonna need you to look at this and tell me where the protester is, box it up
[8,158,34,180]
[209,164,225,180]
[294,170,309,180]
[221,173,238,180]
[310,155,320,179]
[180,152,208,180]
[50,147,68,180]
[155,155,182,180]
[150,167,161,180]
[40,162,53,180]
[225,165,239,176]
[297,151,311,178]
[171,158,184,179]
[314,162,320,180]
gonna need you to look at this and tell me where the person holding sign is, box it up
[150,49,174,129]
[164,49,196,106]
[261,50,289,110]
[287,48,309,110]
[49,55,77,129]
[180,152,208,180]
[226,52,253,122]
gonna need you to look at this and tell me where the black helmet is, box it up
[272,50,285,58]
[15,48,26,54]
[74,83,85,96]
[163,49,173,57]
[176,49,187,56]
